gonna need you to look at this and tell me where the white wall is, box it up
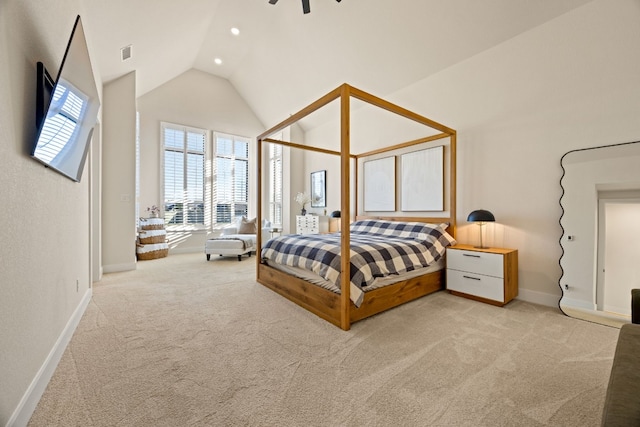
[137,69,264,252]
[102,72,137,272]
[302,0,640,307]
[0,1,100,424]
[400,0,640,307]
[91,123,102,281]
[601,201,640,315]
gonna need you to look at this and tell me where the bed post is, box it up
[256,137,263,278]
[340,84,351,331]
[449,131,457,236]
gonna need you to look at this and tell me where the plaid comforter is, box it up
[261,220,456,306]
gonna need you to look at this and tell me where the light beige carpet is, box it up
[29,253,619,426]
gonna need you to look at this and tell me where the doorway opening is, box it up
[596,191,640,319]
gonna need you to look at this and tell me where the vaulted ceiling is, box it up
[84,0,592,131]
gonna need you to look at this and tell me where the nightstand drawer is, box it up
[446,269,504,302]
[447,249,504,278]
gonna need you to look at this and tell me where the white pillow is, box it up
[238,217,258,234]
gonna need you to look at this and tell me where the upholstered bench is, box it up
[205,217,270,262]
[601,289,640,426]
[205,235,256,261]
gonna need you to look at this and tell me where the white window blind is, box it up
[162,123,206,227]
[214,132,249,224]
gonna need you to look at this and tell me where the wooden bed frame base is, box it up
[257,262,444,328]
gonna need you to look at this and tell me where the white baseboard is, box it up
[102,262,137,273]
[601,304,630,317]
[517,288,561,308]
[7,289,92,427]
[561,305,629,328]
[559,296,595,311]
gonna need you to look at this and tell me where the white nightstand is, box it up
[446,244,518,306]
[296,215,319,234]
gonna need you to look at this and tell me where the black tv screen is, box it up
[32,15,100,182]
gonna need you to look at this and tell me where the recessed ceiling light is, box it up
[230,27,240,36]
[214,58,222,65]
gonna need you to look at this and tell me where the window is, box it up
[213,132,250,224]
[33,80,88,164]
[161,126,250,229]
[162,123,206,227]
[268,141,283,226]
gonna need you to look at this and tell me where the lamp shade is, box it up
[467,209,495,223]
[330,210,341,218]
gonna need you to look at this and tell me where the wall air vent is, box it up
[120,45,132,61]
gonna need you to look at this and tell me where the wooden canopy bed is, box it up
[256,84,457,331]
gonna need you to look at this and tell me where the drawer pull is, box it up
[463,275,481,281]
[462,254,481,258]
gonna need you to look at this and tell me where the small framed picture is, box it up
[311,170,326,208]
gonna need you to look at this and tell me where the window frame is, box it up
[161,122,208,231]
[212,132,251,225]
[268,135,283,227]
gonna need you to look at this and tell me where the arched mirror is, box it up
[559,140,640,326]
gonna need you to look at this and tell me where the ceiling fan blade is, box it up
[271,0,341,14]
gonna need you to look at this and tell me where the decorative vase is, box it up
[301,207,307,216]
[150,212,158,218]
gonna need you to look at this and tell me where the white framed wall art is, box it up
[364,156,396,211]
[401,146,444,211]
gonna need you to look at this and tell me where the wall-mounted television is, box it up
[32,15,100,182]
